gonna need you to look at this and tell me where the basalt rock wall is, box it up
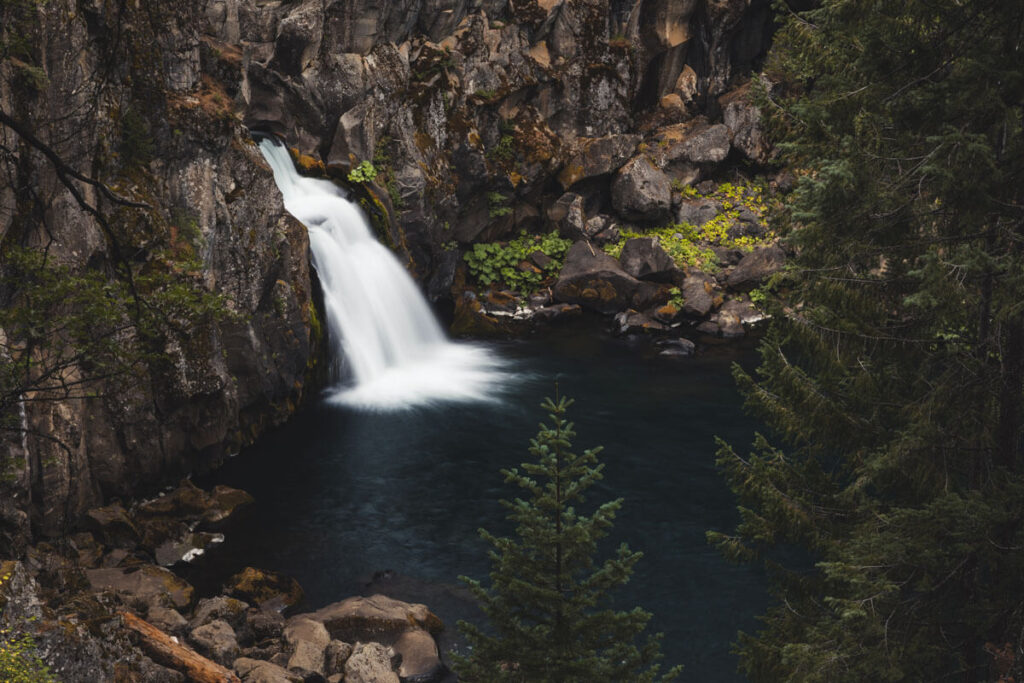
[209,0,775,297]
[0,0,317,555]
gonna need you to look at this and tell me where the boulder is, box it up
[84,504,139,548]
[611,156,672,222]
[301,594,443,642]
[533,303,583,323]
[725,245,785,290]
[137,482,253,527]
[619,237,675,282]
[147,605,188,637]
[344,642,399,683]
[615,311,667,335]
[188,619,239,666]
[191,596,250,632]
[720,83,771,164]
[226,567,303,611]
[394,629,445,682]
[234,658,302,683]
[679,123,731,164]
[548,192,586,238]
[558,134,642,189]
[681,273,715,317]
[652,302,682,324]
[284,616,331,675]
[324,640,353,677]
[85,565,194,611]
[553,241,641,314]
[658,338,696,357]
[632,280,669,310]
[247,608,286,640]
[676,199,719,227]
[650,120,731,167]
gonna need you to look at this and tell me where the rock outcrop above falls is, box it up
[199,0,775,295]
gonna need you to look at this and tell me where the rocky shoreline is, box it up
[1,480,451,683]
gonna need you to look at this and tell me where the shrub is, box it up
[463,230,571,293]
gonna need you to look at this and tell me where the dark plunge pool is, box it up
[196,321,770,681]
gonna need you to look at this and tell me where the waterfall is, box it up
[258,138,505,410]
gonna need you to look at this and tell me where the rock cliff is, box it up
[0,0,778,555]
[0,0,317,555]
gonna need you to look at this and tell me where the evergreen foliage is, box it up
[712,1,1024,680]
[454,395,680,683]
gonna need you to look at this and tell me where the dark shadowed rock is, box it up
[548,192,586,239]
[611,156,672,222]
[720,82,771,164]
[226,568,303,611]
[533,303,583,322]
[658,338,696,357]
[85,565,194,611]
[300,594,442,642]
[324,640,353,677]
[558,134,642,189]
[726,245,786,290]
[192,596,250,633]
[676,199,720,227]
[234,657,303,683]
[650,120,731,167]
[247,608,286,641]
[85,504,139,548]
[681,273,715,317]
[619,237,675,281]
[284,615,331,675]
[615,311,667,335]
[394,629,446,683]
[679,123,731,164]
[147,605,188,637]
[553,241,641,314]
[188,619,239,666]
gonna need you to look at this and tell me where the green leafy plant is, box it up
[0,629,55,683]
[346,160,378,184]
[486,191,512,218]
[454,395,681,683]
[463,230,571,293]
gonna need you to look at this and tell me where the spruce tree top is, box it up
[454,395,681,683]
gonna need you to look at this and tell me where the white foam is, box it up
[259,139,509,410]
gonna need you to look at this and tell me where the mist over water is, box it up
[258,139,507,410]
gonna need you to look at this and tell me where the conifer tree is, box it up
[454,395,681,683]
[712,1,1024,680]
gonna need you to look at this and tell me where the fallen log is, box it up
[119,611,241,683]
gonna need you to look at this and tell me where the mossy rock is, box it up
[225,567,303,611]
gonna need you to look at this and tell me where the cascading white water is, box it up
[259,138,505,409]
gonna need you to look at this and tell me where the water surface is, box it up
[200,322,768,680]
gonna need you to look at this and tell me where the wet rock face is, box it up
[228,0,774,287]
[0,0,317,555]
